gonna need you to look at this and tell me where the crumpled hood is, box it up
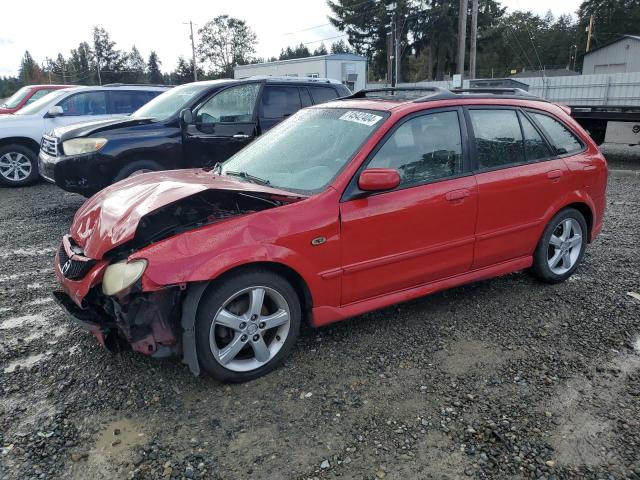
[71,169,305,259]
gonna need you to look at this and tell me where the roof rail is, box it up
[450,87,538,98]
[244,75,342,84]
[345,87,456,101]
[101,83,172,88]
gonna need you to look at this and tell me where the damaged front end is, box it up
[54,179,302,372]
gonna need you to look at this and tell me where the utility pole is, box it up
[586,15,594,52]
[457,0,469,77]
[386,32,393,86]
[96,59,102,85]
[469,0,478,79]
[395,13,402,85]
[184,21,199,82]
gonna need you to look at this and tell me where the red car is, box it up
[0,84,70,114]
[53,88,607,382]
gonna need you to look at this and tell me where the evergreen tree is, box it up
[18,50,44,84]
[330,39,352,54]
[313,43,329,56]
[125,45,148,83]
[69,42,94,84]
[93,26,125,83]
[147,51,163,84]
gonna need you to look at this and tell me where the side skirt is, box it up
[311,256,532,328]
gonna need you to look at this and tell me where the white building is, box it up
[583,35,640,74]
[234,54,368,92]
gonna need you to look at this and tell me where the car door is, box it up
[258,85,303,131]
[467,107,572,269]
[44,91,111,132]
[339,109,478,305]
[183,83,261,167]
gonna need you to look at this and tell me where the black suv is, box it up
[39,77,351,196]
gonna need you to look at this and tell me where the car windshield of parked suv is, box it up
[131,83,204,120]
[2,86,33,109]
[14,90,66,116]
[221,108,388,194]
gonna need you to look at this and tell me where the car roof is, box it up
[182,77,345,89]
[57,85,169,94]
[316,87,556,114]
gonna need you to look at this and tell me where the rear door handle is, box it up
[547,169,563,180]
[232,134,251,139]
[445,189,470,202]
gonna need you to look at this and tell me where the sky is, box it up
[0,0,582,78]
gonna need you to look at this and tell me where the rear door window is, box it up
[110,90,153,114]
[260,86,302,119]
[469,109,523,169]
[529,112,583,155]
[309,87,339,104]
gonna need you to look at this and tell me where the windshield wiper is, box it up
[225,170,271,186]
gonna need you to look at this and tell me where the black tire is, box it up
[531,208,588,284]
[112,160,163,183]
[0,144,39,187]
[194,269,302,383]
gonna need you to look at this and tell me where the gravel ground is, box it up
[1,145,639,480]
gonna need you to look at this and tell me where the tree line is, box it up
[328,0,640,81]
[2,0,639,98]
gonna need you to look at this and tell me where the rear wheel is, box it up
[0,144,39,187]
[531,208,587,283]
[195,270,301,382]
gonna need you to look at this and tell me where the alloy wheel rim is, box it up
[0,152,31,182]
[547,218,583,275]
[209,286,291,372]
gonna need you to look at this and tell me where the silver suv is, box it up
[0,84,169,187]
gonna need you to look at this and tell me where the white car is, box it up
[0,84,169,187]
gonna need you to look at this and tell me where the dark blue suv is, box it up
[39,77,351,196]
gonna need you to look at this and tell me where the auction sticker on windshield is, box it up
[339,111,384,126]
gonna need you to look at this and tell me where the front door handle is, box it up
[232,134,251,139]
[445,189,470,202]
[547,169,563,180]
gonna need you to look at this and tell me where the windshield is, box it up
[15,90,66,116]
[221,108,388,194]
[131,83,205,120]
[3,86,32,109]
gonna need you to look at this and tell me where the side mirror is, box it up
[358,168,401,192]
[180,108,194,125]
[47,106,64,117]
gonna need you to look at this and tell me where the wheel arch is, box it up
[556,201,594,242]
[0,137,40,153]
[200,261,314,323]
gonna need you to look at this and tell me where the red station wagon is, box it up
[53,87,608,382]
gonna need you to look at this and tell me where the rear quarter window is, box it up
[529,112,583,155]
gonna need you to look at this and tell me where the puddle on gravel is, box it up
[433,339,519,376]
[94,418,148,454]
[545,334,640,467]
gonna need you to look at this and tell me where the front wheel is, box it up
[0,144,39,187]
[195,270,301,382]
[531,208,588,283]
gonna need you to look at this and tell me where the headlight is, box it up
[62,138,108,156]
[102,259,147,296]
